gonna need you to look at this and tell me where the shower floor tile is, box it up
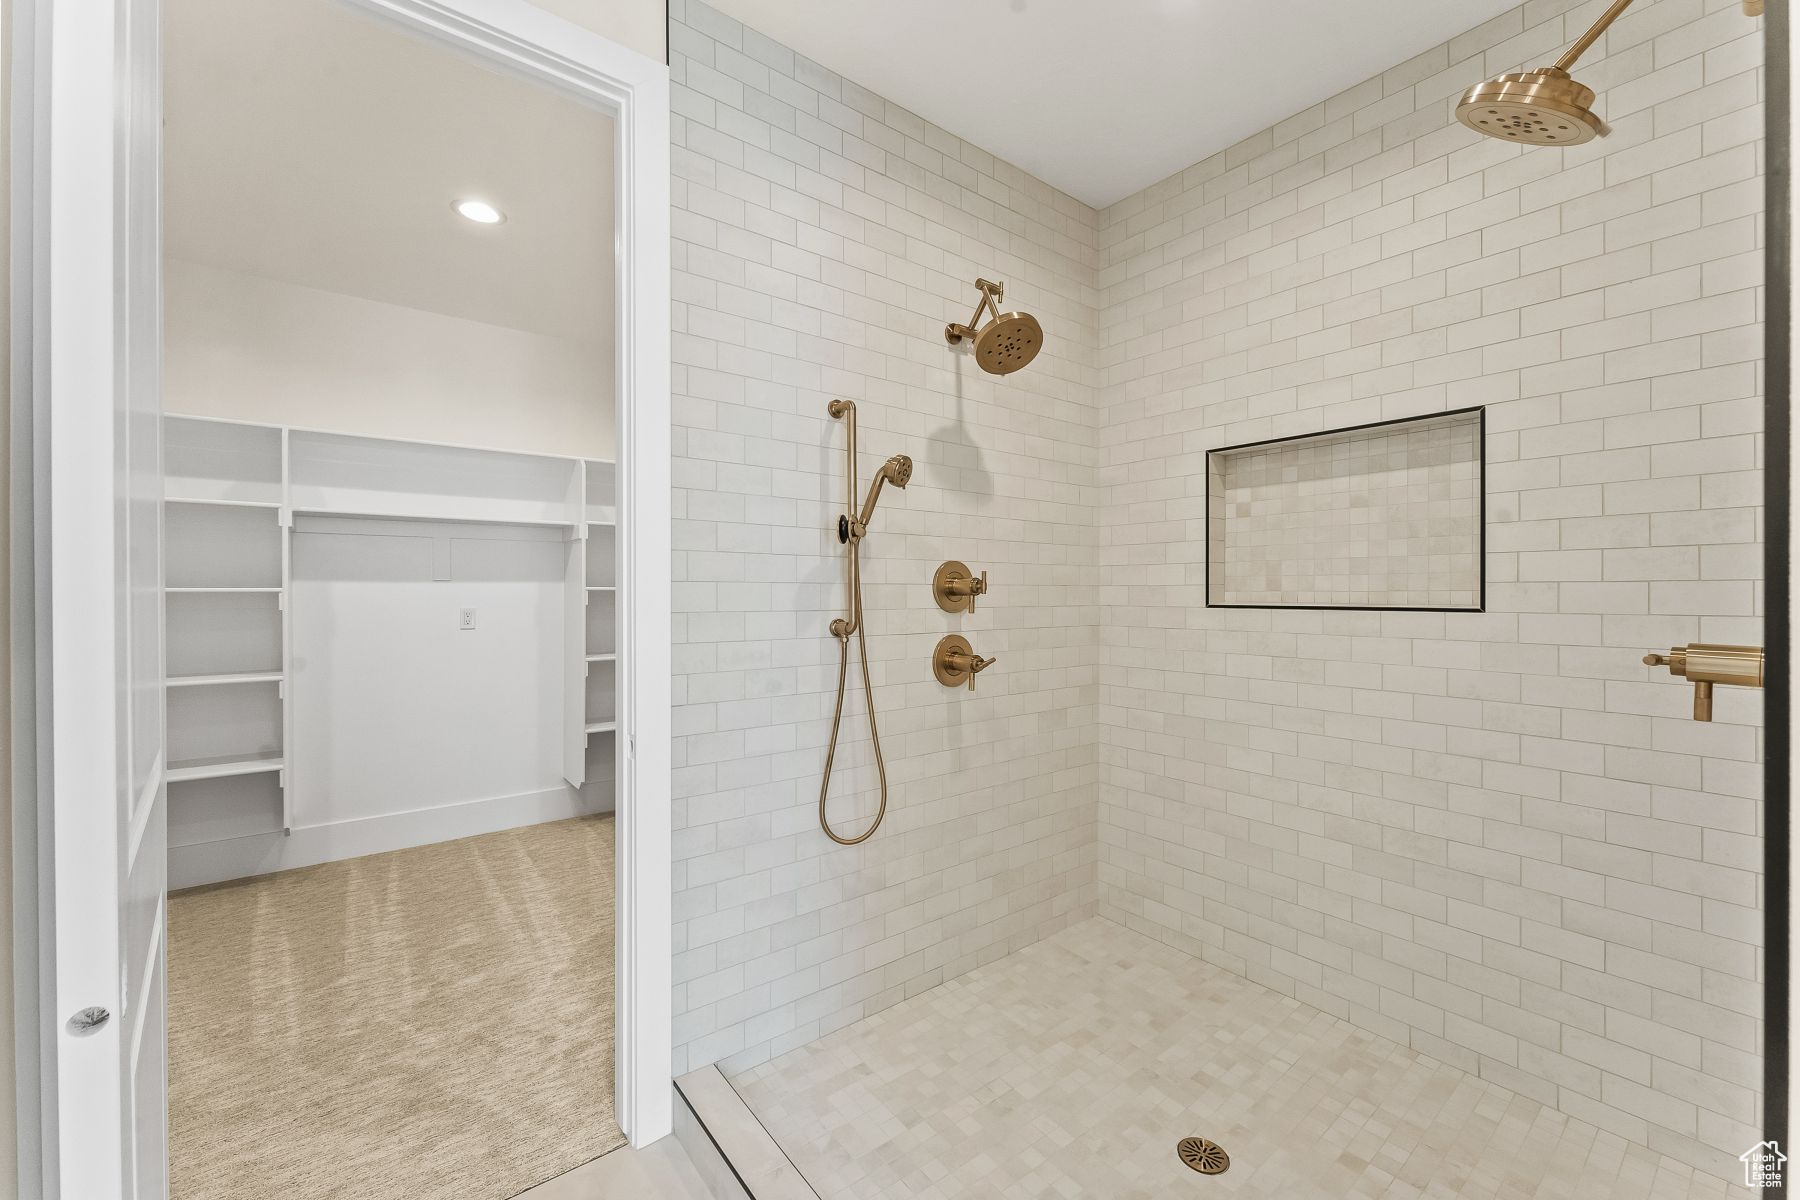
[729,918,1751,1200]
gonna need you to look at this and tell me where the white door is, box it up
[29,0,168,1193]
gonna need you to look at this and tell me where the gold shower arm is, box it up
[1555,0,1634,73]
[945,279,1002,345]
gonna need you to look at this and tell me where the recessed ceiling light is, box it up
[452,198,505,225]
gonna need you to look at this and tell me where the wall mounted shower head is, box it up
[1457,68,1604,145]
[1456,0,1631,146]
[945,278,1043,375]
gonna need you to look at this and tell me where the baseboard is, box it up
[169,780,615,889]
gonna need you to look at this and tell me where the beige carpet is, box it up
[169,815,624,1200]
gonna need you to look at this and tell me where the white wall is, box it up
[1097,0,1764,1182]
[289,519,592,827]
[672,0,1771,1185]
[669,0,1101,1076]
[535,0,664,64]
[165,258,617,461]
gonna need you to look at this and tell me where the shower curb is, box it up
[673,1066,822,1200]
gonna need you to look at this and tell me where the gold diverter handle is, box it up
[1642,643,1764,722]
[932,561,989,613]
[933,635,997,692]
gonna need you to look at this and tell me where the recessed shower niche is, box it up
[1206,408,1484,611]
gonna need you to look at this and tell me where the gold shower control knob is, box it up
[933,561,989,613]
[933,635,996,692]
[1643,643,1763,722]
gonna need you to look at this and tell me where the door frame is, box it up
[8,0,675,1186]
[1770,0,1791,1167]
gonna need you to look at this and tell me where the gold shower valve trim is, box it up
[933,561,989,613]
[933,635,997,692]
[1643,643,1763,722]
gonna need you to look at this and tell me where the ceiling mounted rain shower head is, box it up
[1457,0,1632,147]
[945,278,1043,375]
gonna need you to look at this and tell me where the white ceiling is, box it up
[165,0,615,344]
[707,0,1522,209]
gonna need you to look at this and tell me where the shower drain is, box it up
[1177,1137,1230,1176]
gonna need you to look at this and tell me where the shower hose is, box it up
[818,516,888,845]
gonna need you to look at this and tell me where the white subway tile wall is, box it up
[673,0,1764,1184]
[1209,409,1484,609]
[1098,0,1763,1183]
[670,0,1102,1078]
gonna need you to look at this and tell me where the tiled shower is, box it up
[669,0,1764,1189]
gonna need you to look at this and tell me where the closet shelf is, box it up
[167,586,283,595]
[290,504,577,529]
[168,752,284,784]
[167,671,283,689]
[165,496,282,509]
[584,721,617,735]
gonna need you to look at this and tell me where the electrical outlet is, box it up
[459,608,477,631]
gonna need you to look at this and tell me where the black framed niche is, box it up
[1205,406,1486,613]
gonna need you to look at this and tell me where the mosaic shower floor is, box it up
[730,918,1751,1200]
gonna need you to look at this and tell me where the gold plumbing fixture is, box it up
[1456,0,1634,146]
[1177,1137,1230,1176]
[1642,643,1764,722]
[932,561,989,613]
[818,400,912,845]
[933,635,997,692]
[944,278,1043,375]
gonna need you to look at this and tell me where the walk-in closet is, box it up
[164,417,619,887]
[160,0,629,1193]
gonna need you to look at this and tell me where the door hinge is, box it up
[67,1006,110,1035]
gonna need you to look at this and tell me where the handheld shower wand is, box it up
[857,454,913,530]
[819,400,911,845]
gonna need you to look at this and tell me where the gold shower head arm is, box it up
[945,279,1002,345]
[1554,0,1634,73]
